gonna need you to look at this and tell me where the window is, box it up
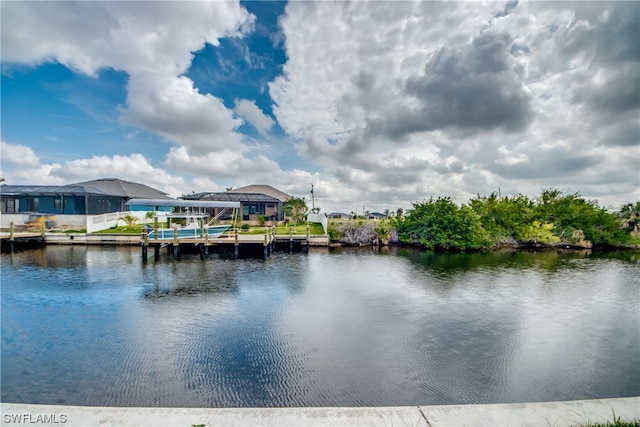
[242,203,265,219]
[54,198,62,209]
[29,197,40,211]
[4,198,16,213]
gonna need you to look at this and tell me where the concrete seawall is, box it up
[2,397,638,426]
[41,233,330,246]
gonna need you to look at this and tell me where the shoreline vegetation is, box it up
[25,188,640,253]
[329,189,640,252]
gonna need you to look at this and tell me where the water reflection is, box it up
[1,246,638,407]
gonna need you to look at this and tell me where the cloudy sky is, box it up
[1,1,638,213]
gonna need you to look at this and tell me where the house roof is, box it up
[1,184,120,197]
[185,192,282,204]
[73,178,170,199]
[183,185,291,204]
[1,178,170,199]
[231,185,291,202]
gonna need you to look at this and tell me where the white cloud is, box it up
[2,1,254,157]
[1,141,41,168]
[234,99,274,136]
[0,141,188,196]
[1,1,638,211]
[2,1,253,77]
[267,1,639,209]
[50,153,180,186]
[121,74,244,154]
[165,146,280,179]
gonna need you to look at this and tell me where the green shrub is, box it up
[396,197,491,251]
[521,221,560,245]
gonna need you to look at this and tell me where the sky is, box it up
[1,1,639,214]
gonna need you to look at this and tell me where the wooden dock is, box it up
[0,222,46,251]
[1,222,330,257]
[140,227,329,260]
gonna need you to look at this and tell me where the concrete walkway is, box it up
[2,397,638,427]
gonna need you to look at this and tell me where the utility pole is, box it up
[310,184,315,212]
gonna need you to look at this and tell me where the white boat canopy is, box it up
[126,199,240,209]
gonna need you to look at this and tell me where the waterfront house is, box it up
[1,178,170,215]
[0,178,171,229]
[182,185,291,222]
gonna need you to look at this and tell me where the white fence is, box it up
[86,211,150,233]
[307,213,328,235]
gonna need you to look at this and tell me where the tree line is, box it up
[391,189,639,251]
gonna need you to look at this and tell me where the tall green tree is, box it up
[284,197,307,224]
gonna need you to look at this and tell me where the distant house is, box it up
[0,178,170,215]
[368,212,386,220]
[183,185,291,222]
[328,212,351,220]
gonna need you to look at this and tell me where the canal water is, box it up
[1,246,638,407]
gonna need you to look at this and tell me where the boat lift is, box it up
[125,198,241,229]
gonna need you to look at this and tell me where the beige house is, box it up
[183,185,291,222]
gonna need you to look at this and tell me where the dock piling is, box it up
[173,228,181,260]
[153,217,158,241]
[234,229,239,260]
[289,226,293,253]
[9,222,14,252]
[141,231,148,261]
[263,229,269,260]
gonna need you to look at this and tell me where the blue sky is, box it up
[1,1,638,213]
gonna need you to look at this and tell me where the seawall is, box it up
[2,397,638,426]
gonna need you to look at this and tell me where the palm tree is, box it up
[120,214,139,227]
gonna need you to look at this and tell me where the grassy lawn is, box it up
[94,225,148,234]
[238,223,324,235]
[94,223,326,235]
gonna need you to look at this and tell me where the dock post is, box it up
[141,231,148,261]
[154,244,160,260]
[174,228,181,260]
[234,229,239,260]
[204,228,209,255]
[40,222,46,246]
[289,225,293,253]
[9,222,14,252]
[271,226,276,252]
[306,224,310,252]
[199,243,205,260]
[264,231,269,259]
[154,217,159,241]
